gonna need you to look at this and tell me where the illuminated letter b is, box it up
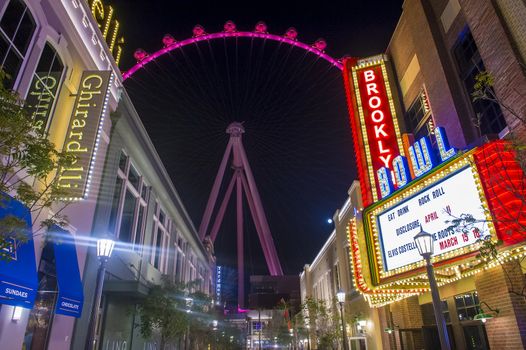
[364,70,375,82]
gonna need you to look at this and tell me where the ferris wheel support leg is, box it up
[209,173,237,243]
[198,140,233,239]
[238,142,284,276]
[240,172,275,276]
[236,173,245,307]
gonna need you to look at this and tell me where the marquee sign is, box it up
[363,150,497,283]
[57,71,113,200]
[377,166,490,272]
[346,141,526,307]
[343,56,405,205]
[341,54,526,306]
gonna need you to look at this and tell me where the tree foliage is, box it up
[294,297,341,350]
[137,279,217,349]
[0,70,73,259]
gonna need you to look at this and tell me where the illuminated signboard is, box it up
[216,266,222,302]
[377,126,458,199]
[377,166,490,271]
[343,57,405,204]
[57,71,113,200]
[362,150,498,284]
[347,140,526,306]
[88,0,124,65]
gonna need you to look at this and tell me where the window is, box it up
[405,89,435,141]
[455,291,481,321]
[173,231,185,282]
[174,237,185,282]
[24,43,64,134]
[334,264,341,290]
[151,200,171,273]
[453,28,507,135]
[0,0,36,88]
[421,300,450,325]
[108,150,149,249]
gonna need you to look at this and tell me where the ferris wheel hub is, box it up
[226,122,245,136]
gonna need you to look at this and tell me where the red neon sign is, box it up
[356,66,399,171]
[343,58,404,205]
[474,141,526,245]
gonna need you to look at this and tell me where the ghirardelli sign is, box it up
[57,71,112,200]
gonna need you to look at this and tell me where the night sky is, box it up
[112,0,404,275]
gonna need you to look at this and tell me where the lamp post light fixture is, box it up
[336,289,349,350]
[305,324,311,350]
[414,227,451,350]
[85,236,115,350]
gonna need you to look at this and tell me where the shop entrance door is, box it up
[22,243,57,350]
[462,325,489,350]
[421,325,456,350]
[399,328,424,350]
[348,336,367,350]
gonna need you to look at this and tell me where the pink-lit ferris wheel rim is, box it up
[122,29,343,81]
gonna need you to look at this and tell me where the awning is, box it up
[50,226,84,317]
[0,196,38,308]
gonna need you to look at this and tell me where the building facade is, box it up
[71,91,215,350]
[0,0,122,349]
[300,182,386,350]
[0,1,214,350]
[338,1,526,350]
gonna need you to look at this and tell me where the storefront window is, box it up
[25,42,64,135]
[108,177,123,233]
[0,0,36,88]
[151,201,170,273]
[110,151,148,248]
[455,291,480,321]
[22,243,57,350]
[119,190,137,243]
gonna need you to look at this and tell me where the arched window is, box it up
[0,0,36,88]
[25,42,64,134]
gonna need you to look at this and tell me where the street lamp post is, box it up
[305,324,311,350]
[85,237,115,350]
[336,290,349,350]
[414,227,451,350]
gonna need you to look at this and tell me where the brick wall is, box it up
[390,296,425,349]
[391,296,424,329]
[388,0,476,148]
[459,0,526,135]
[475,262,526,349]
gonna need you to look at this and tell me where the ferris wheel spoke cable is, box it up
[195,42,232,118]
[124,24,352,278]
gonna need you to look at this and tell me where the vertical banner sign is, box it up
[343,57,405,204]
[57,71,112,200]
[25,72,62,135]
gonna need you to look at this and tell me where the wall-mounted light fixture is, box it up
[474,301,500,323]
